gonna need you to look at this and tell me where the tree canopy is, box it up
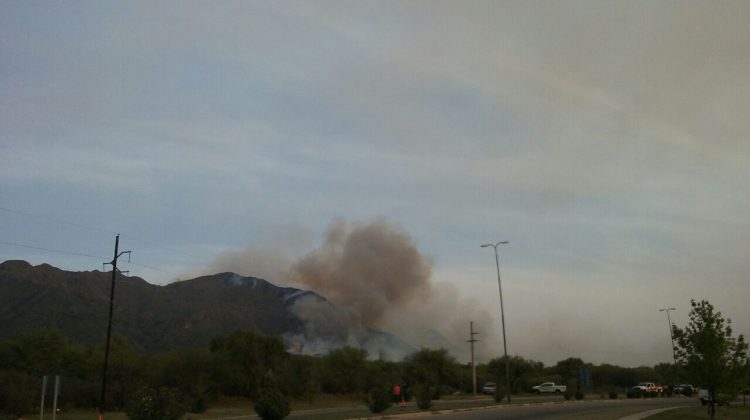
[672,299,749,417]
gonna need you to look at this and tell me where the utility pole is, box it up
[481,241,511,402]
[468,321,479,395]
[99,235,129,420]
[658,307,677,365]
[659,307,678,385]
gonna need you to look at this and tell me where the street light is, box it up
[481,241,511,403]
[658,307,677,365]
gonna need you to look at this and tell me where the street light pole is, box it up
[658,307,677,365]
[481,241,511,403]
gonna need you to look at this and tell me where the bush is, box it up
[574,391,584,400]
[563,391,573,400]
[626,388,642,398]
[414,384,433,410]
[364,386,392,414]
[254,382,290,420]
[609,390,618,399]
[125,387,187,420]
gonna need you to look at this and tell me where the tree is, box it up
[548,357,588,393]
[210,330,287,398]
[486,355,544,394]
[403,348,460,398]
[254,372,290,420]
[320,346,368,394]
[672,299,749,418]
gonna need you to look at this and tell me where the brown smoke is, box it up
[290,218,433,326]
[194,218,500,361]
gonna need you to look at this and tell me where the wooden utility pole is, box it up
[468,321,479,395]
[99,235,129,420]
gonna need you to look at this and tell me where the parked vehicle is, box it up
[482,382,496,395]
[530,382,567,394]
[673,384,694,395]
[634,382,663,393]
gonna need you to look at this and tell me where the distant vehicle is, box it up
[482,382,497,395]
[673,384,694,395]
[634,382,663,393]
[530,382,567,394]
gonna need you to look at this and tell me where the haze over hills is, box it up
[0,260,420,359]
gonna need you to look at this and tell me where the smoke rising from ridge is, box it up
[196,218,499,360]
[290,218,432,326]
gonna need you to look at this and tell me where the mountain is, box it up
[0,260,415,357]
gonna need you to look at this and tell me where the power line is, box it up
[0,240,108,260]
[0,206,205,261]
[0,206,113,235]
[0,207,202,259]
[0,240,182,278]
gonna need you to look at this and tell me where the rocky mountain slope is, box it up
[0,260,414,357]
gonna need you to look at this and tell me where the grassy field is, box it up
[646,405,750,419]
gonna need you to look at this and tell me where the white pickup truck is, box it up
[530,382,567,394]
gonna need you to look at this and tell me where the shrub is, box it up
[254,372,290,420]
[414,384,433,410]
[255,387,290,420]
[364,386,392,414]
[626,388,642,398]
[574,391,584,400]
[563,391,573,400]
[609,390,618,399]
[125,387,187,420]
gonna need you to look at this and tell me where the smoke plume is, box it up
[290,218,433,326]
[197,218,500,361]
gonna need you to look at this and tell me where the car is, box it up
[529,382,567,394]
[482,382,496,395]
[673,384,694,395]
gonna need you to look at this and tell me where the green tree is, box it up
[210,330,287,398]
[156,349,218,412]
[0,370,37,416]
[103,335,150,409]
[278,354,319,402]
[254,372,290,420]
[403,348,459,398]
[672,299,749,418]
[551,357,587,392]
[486,355,544,394]
[320,346,368,394]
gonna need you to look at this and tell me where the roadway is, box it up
[399,397,692,420]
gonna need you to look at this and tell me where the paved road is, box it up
[401,398,691,420]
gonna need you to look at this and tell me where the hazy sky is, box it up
[2,1,749,367]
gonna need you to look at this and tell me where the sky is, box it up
[1,1,749,367]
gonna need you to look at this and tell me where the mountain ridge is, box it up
[0,260,415,358]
